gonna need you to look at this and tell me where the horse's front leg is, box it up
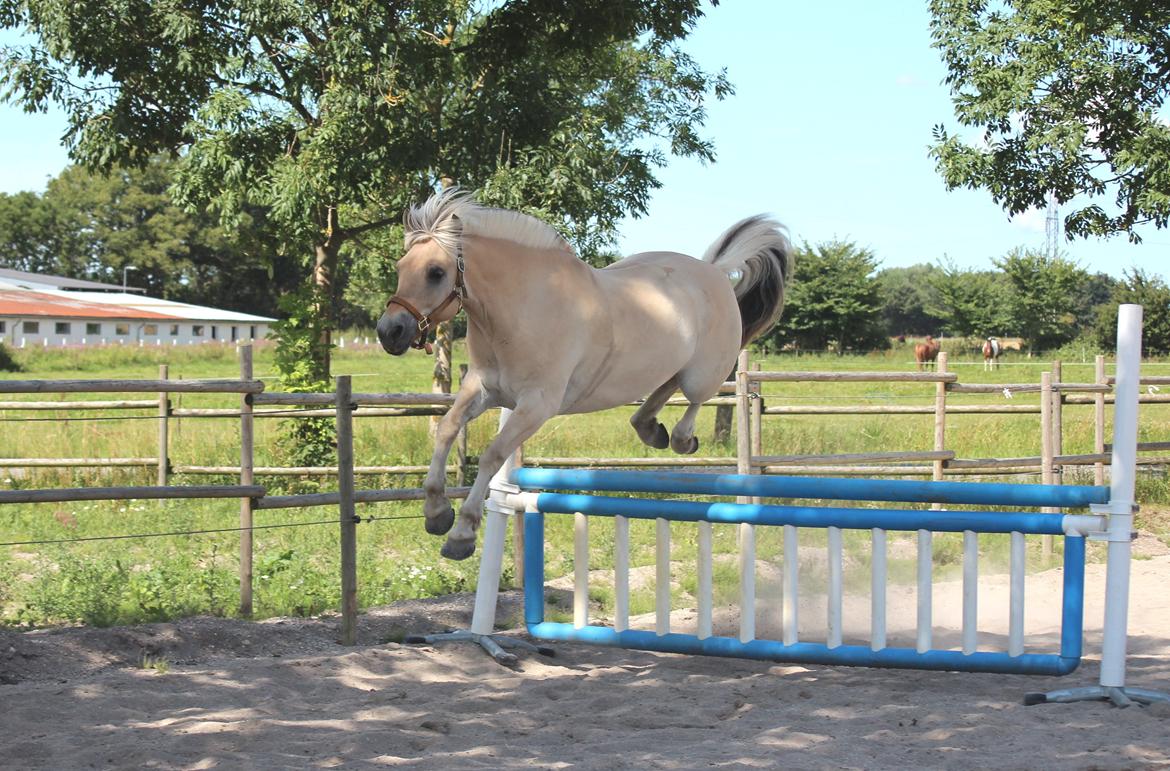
[423,372,490,536]
[441,390,560,561]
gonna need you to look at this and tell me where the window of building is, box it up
[55,322,71,335]
[211,325,218,340]
[115,323,129,336]
[22,321,39,334]
[0,321,6,333]
[192,325,204,337]
[86,322,101,335]
[143,324,158,336]
[231,325,238,342]
[169,324,180,336]
[250,325,256,339]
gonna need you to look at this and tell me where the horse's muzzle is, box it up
[376,310,413,356]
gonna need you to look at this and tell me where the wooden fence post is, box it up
[455,364,469,486]
[1040,371,1054,559]
[1095,355,1107,486]
[1052,359,1063,486]
[336,374,358,645]
[931,351,948,510]
[430,322,452,439]
[157,364,169,486]
[238,344,255,617]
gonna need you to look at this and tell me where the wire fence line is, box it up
[0,511,425,548]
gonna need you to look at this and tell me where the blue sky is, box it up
[1,2,1166,279]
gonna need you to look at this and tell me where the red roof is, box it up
[0,290,179,320]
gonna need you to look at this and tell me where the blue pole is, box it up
[532,492,1071,535]
[525,623,1081,676]
[513,468,1108,509]
[1060,536,1086,662]
[523,511,545,628]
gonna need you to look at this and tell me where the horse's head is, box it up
[377,237,464,355]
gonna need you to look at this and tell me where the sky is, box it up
[1,2,1166,279]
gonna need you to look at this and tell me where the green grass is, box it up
[1,340,1168,629]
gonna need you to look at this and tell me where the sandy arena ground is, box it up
[2,555,1168,770]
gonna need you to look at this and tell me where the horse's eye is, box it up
[427,266,446,283]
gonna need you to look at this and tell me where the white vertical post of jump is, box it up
[962,530,978,655]
[470,408,516,636]
[1008,530,1026,657]
[697,520,712,639]
[870,528,887,650]
[916,529,932,654]
[656,518,671,635]
[614,515,630,633]
[782,524,798,645]
[1100,304,1142,690]
[827,527,843,649]
[574,512,589,629]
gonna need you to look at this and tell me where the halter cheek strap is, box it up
[386,244,466,354]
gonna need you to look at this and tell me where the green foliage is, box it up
[765,240,888,353]
[1093,268,1170,355]
[930,0,1170,241]
[926,258,1013,338]
[2,0,732,367]
[0,341,20,372]
[270,285,336,471]
[995,249,1089,352]
[877,264,946,336]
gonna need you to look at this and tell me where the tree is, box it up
[995,248,1088,353]
[876,264,946,336]
[1093,268,1170,354]
[2,0,731,375]
[926,258,1012,338]
[930,1,1170,241]
[765,240,888,353]
[0,159,300,317]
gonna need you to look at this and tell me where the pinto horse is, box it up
[914,335,941,370]
[377,188,793,560]
[982,337,1002,371]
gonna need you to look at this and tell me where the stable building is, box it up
[0,269,275,347]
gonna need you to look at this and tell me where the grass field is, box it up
[2,340,1168,629]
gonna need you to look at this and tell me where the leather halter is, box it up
[385,242,466,354]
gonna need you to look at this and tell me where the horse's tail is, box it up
[701,215,794,347]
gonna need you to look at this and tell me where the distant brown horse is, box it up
[915,335,941,370]
[982,337,1002,371]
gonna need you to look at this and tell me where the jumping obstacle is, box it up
[458,304,1165,706]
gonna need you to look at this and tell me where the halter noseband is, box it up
[385,242,466,355]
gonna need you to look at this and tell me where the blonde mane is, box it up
[403,187,572,256]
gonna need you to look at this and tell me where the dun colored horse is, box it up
[982,337,1002,371]
[377,188,793,559]
[915,335,941,370]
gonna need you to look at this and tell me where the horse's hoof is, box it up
[650,422,670,449]
[425,505,455,536]
[441,537,476,561]
[673,435,699,455]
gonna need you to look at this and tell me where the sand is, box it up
[2,555,1169,770]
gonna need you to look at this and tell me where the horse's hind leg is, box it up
[669,402,704,455]
[630,377,678,449]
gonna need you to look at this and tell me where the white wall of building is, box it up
[1,318,270,347]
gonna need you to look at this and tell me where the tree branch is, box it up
[254,33,318,127]
[337,215,399,240]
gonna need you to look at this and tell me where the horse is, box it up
[914,335,941,370]
[376,188,793,560]
[982,337,1002,371]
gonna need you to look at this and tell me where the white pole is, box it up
[615,515,630,633]
[782,524,798,645]
[871,528,887,651]
[827,526,843,649]
[469,408,516,636]
[656,518,671,636]
[916,530,932,653]
[574,512,588,629]
[1100,304,1142,689]
[962,530,978,655]
[739,521,756,642]
[1009,531,1025,657]
[697,520,713,639]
